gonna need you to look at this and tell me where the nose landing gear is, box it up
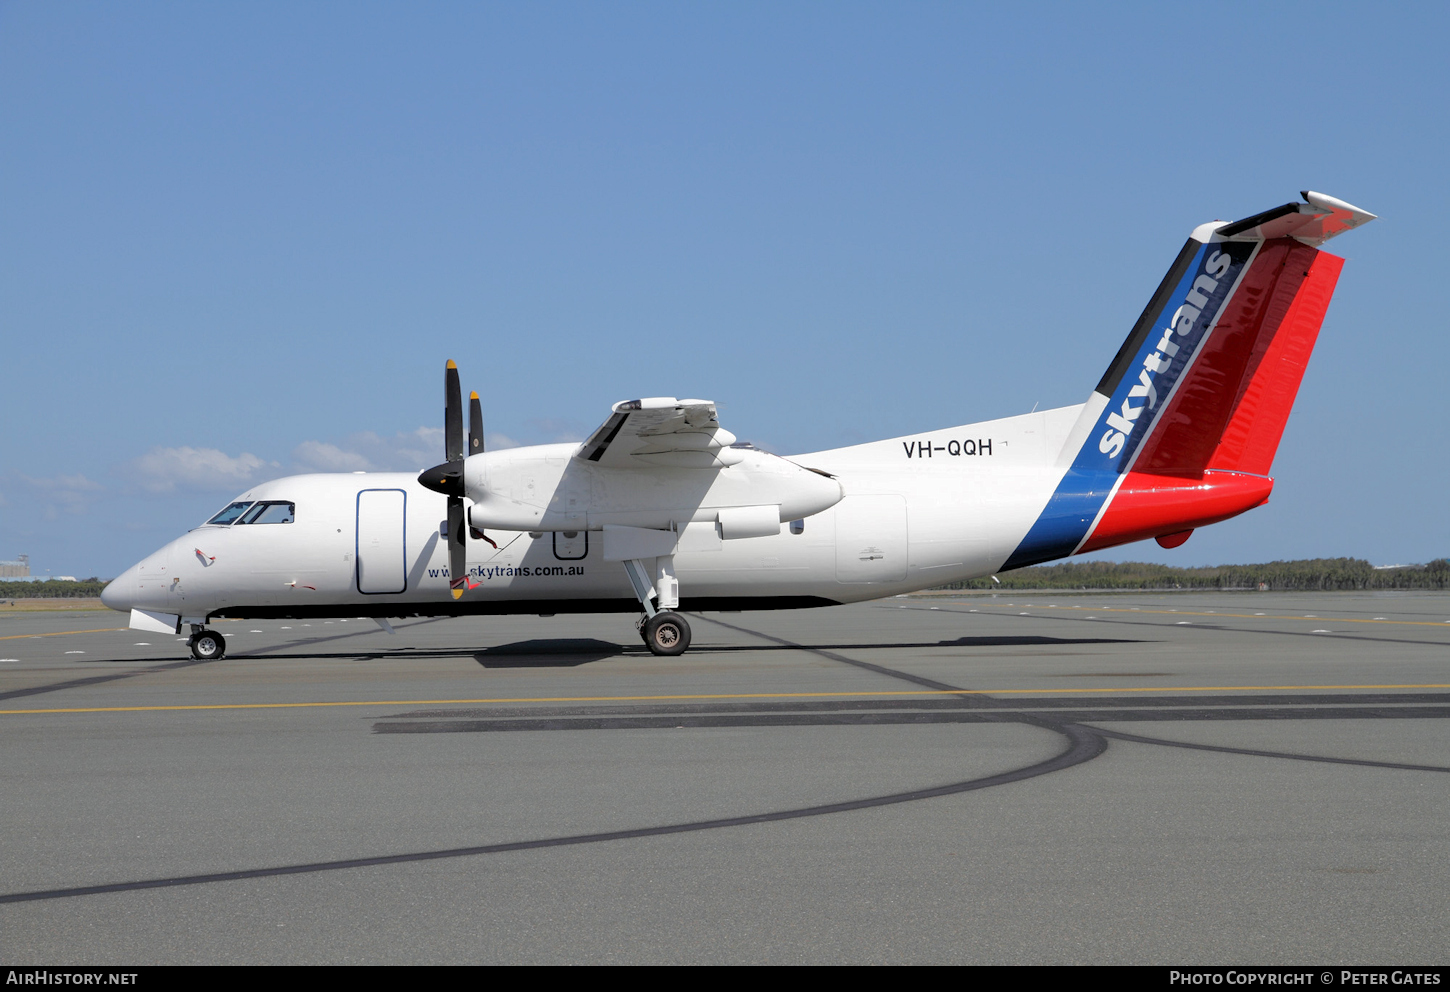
[188,626,227,660]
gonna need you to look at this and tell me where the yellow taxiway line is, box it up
[4,684,1450,716]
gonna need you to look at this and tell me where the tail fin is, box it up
[1069,190,1375,479]
[1006,192,1374,569]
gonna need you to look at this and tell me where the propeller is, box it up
[418,360,472,599]
[467,390,498,549]
[469,391,483,455]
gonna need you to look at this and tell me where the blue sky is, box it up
[1,2,1445,578]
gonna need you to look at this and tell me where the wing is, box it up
[576,397,743,469]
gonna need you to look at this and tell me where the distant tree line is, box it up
[2,560,1447,599]
[938,558,1450,592]
[0,578,107,599]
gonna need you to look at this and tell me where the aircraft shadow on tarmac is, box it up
[35,634,1145,672]
[473,638,628,668]
[693,635,1142,653]
[470,634,1141,667]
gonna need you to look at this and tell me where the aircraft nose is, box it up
[100,568,138,612]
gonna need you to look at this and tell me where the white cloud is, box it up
[291,428,440,473]
[289,426,521,475]
[291,440,374,473]
[126,447,278,494]
[522,418,588,443]
[16,473,105,519]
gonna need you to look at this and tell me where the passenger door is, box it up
[356,489,407,594]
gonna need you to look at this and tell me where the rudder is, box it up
[1204,249,1343,476]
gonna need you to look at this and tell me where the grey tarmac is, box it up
[1,591,1448,964]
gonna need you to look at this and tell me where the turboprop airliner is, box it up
[102,191,1376,659]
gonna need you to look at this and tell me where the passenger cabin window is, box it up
[207,502,254,525]
[237,501,295,524]
[789,519,805,535]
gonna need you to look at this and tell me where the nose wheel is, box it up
[641,612,691,656]
[188,629,227,660]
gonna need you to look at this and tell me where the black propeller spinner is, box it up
[417,360,485,599]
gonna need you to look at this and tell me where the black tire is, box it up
[189,630,226,661]
[643,612,691,657]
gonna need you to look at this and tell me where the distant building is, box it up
[0,555,29,578]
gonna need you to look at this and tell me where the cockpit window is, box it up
[237,501,295,525]
[207,502,255,525]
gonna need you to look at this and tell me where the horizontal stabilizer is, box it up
[1214,191,1376,247]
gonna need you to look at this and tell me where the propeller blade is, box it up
[447,498,467,600]
[469,391,484,454]
[445,360,464,463]
[466,390,491,549]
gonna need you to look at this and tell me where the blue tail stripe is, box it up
[1001,239,1256,571]
[1000,469,1118,570]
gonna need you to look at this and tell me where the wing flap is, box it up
[577,397,742,469]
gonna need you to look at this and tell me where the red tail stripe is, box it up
[1207,251,1343,476]
[1078,470,1273,554]
[1130,239,1334,478]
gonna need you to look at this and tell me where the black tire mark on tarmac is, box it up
[372,703,1450,735]
[1094,726,1450,773]
[0,657,217,702]
[0,724,1104,905]
[0,618,446,701]
[236,617,447,657]
[9,613,1441,906]
[0,616,1107,905]
[703,614,1450,774]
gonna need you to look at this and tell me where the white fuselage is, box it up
[103,405,1083,621]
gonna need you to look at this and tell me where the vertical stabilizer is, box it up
[1009,192,1374,569]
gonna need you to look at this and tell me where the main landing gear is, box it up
[638,611,692,657]
[624,553,693,657]
[188,625,227,660]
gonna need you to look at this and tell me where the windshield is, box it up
[206,501,254,525]
[237,501,295,524]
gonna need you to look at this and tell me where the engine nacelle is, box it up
[465,443,842,532]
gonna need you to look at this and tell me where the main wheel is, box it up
[189,630,226,660]
[643,612,691,657]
